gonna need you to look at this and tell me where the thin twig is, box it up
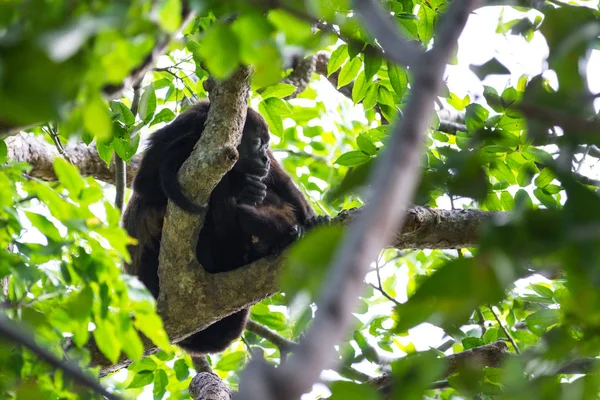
[246,320,298,353]
[488,305,520,354]
[43,123,71,163]
[370,258,401,306]
[0,316,120,400]
[114,79,142,211]
[576,145,591,173]
[476,308,487,335]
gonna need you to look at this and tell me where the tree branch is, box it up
[5,133,141,186]
[156,67,253,345]
[236,2,480,399]
[0,316,120,400]
[352,0,422,67]
[189,372,233,400]
[92,206,502,375]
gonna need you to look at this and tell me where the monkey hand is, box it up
[238,175,267,205]
[304,215,331,231]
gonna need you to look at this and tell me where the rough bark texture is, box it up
[283,55,317,98]
[5,133,140,186]
[156,67,254,345]
[92,205,503,374]
[368,341,510,392]
[190,372,234,400]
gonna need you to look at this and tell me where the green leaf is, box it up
[153,369,168,399]
[150,108,176,126]
[394,258,506,332]
[517,162,538,187]
[387,62,408,98]
[490,160,516,185]
[291,307,313,339]
[447,93,470,111]
[157,0,181,33]
[261,83,296,99]
[353,331,378,362]
[363,47,382,81]
[462,337,484,349]
[259,100,284,137]
[338,57,362,88]
[533,188,558,209]
[113,126,140,162]
[328,44,349,76]
[121,326,144,362]
[530,284,553,299]
[0,140,7,164]
[130,357,158,372]
[53,158,84,199]
[96,140,113,166]
[198,24,240,79]
[483,327,499,344]
[525,309,560,329]
[267,9,312,45]
[329,380,380,400]
[66,286,93,320]
[262,97,291,116]
[110,101,135,126]
[363,83,378,110]
[139,85,157,124]
[128,370,155,389]
[133,313,170,350]
[390,351,446,399]
[515,189,534,210]
[465,103,489,132]
[377,85,395,108]
[174,359,190,381]
[215,351,246,371]
[25,212,62,243]
[250,310,287,331]
[470,58,510,80]
[417,5,435,44]
[500,191,514,211]
[334,150,371,166]
[283,225,344,300]
[357,134,377,156]
[83,96,112,141]
[352,71,369,104]
[534,168,555,188]
[93,319,121,363]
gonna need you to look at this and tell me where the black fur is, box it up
[123,101,327,354]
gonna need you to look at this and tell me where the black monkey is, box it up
[123,101,326,354]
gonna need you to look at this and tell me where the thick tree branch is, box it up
[5,133,141,186]
[190,372,233,400]
[370,341,600,395]
[93,206,502,374]
[156,67,253,344]
[236,2,479,399]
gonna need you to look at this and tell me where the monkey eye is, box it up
[252,138,261,149]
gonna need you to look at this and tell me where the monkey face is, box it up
[234,111,271,177]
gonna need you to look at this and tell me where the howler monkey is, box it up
[123,101,326,355]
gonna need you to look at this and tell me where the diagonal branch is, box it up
[352,0,422,67]
[236,2,480,399]
[0,316,120,400]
